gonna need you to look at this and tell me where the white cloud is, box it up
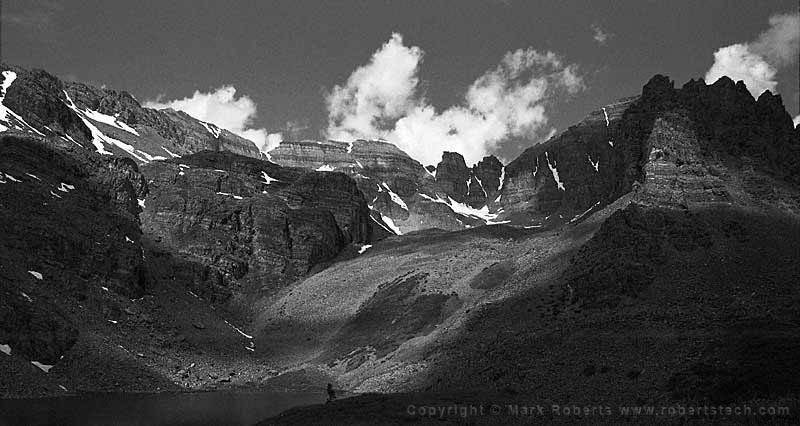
[705,12,799,98]
[591,23,612,45]
[326,33,583,166]
[793,115,800,127]
[144,85,282,152]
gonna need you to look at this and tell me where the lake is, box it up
[0,391,324,426]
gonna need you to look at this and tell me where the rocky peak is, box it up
[433,151,470,203]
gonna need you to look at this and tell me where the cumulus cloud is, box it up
[705,12,799,98]
[326,33,583,166]
[591,23,612,45]
[144,86,282,152]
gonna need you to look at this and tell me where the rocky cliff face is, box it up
[1,133,147,366]
[0,64,260,165]
[139,151,373,297]
[498,75,799,226]
[268,140,506,233]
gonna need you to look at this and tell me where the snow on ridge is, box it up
[0,344,11,356]
[545,151,565,191]
[602,107,610,127]
[28,271,43,280]
[261,171,280,184]
[31,361,54,373]
[587,154,599,172]
[83,108,139,136]
[316,164,335,172]
[381,182,408,210]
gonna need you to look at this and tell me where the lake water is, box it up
[0,391,324,426]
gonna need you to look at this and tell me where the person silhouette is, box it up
[326,383,336,403]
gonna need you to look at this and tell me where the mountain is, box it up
[267,139,506,234]
[2,64,800,425]
[0,64,260,163]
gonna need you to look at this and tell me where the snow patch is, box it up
[545,151,565,191]
[419,193,501,224]
[2,173,20,183]
[161,146,181,158]
[21,292,32,302]
[108,320,118,324]
[64,91,152,161]
[58,182,75,193]
[0,344,10,356]
[137,198,146,208]
[25,173,41,181]
[608,140,614,147]
[602,107,610,127]
[381,182,408,210]
[216,192,244,200]
[125,236,134,244]
[1,71,45,136]
[473,176,487,197]
[380,214,403,235]
[569,201,602,223]
[28,271,43,280]
[358,244,372,254]
[224,320,253,339]
[82,108,139,136]
[49,190,62,199]
[497,166,505,191]
[201,122,221,138]
[31,361,54,373]
[587,154,599,172]
[347,141,353,153]
[355,160,364,168]
[316,164,335,172]
[261,171,280,184]
[370,215,393,234]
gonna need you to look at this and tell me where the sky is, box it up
[2,0,798,166]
